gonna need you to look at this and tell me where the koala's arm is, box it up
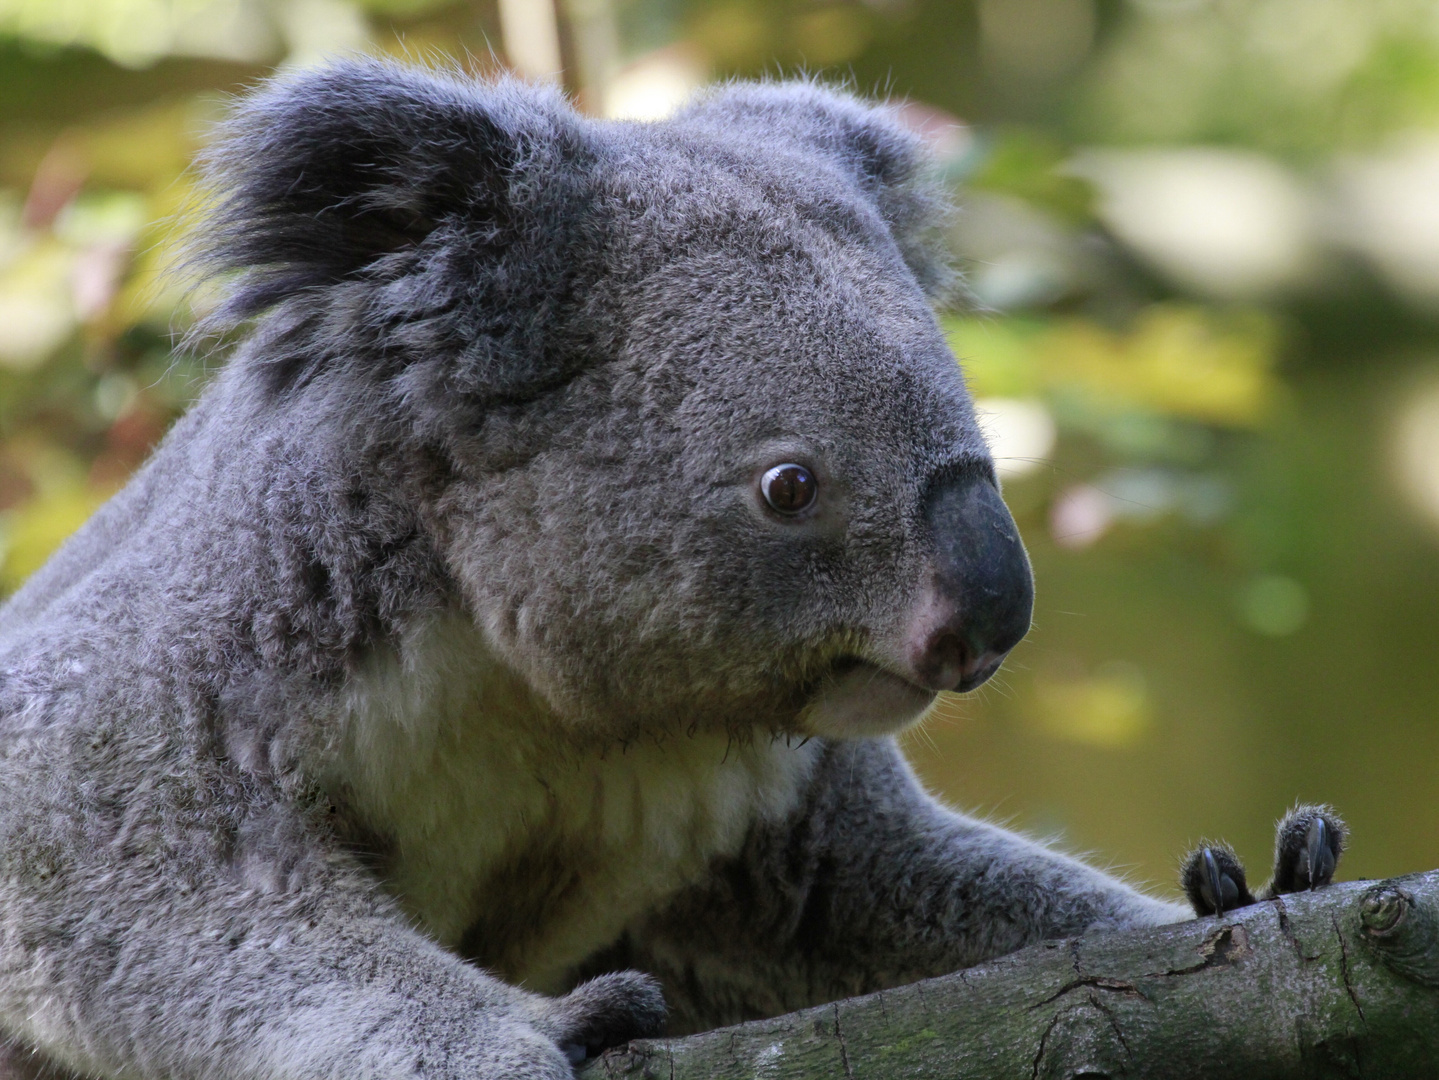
[0,781,660,1080]
[623,737,1186,1032]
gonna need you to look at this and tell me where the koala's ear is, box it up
[196,59,578,323]
[674,81,955,301]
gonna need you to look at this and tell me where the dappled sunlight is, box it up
[603,45,706,120]
[1394,374,1439,532]
[973,396,1056,480]
[1334,138,1439,306]
[0,0,282,66]
[1031,660,1151,749]
[1074,148,1316,299]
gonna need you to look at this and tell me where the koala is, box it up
[0,60,1344,1080]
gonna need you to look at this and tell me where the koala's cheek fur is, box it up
[438,400,933,741]
[441,477,822,739]
[429,226,983,740]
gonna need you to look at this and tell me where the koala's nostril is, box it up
[914,628,1003,693]
[922,630,970,689]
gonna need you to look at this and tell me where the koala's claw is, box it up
[1181,843,1254,917]
[1199,848,1237,915]
[1181,805,1346,918]
[1304,817,1334,888]
[1268,804,1345,896]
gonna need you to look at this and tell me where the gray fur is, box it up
[0,60,1183,1080]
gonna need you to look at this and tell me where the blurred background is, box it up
[3,0,1439,896]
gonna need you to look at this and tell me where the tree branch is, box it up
[582,871,1439,1079]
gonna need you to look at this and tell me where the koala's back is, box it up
[0,403,218,836]
[0,404,208,649]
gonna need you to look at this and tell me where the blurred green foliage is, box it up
[949,306,1282,427]
[4,0,1439,891]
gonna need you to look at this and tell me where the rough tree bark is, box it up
[582,871,1439,1079]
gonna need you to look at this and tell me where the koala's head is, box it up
[201,60,1033,742]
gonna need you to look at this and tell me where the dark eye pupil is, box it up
[762,464,817,514]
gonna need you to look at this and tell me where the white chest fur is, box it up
[320,612,820,992]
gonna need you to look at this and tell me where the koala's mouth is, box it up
[798,657,937,739]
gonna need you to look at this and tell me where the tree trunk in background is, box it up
[583,871,1439,1079]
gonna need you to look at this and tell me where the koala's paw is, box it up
[1181,804,1347,918]
[1181,842,1256,917]
[1267,803,1346,896]
[542,971,666,1065]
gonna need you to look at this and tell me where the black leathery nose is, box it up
[922,470,1035,681]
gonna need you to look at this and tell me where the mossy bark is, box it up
[583,871,1439,1079]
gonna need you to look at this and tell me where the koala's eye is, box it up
[761,463,817,515]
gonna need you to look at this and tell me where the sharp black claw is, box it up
[1183,842,1254,916]
[1199,847,1246,916]
[1201,848,1226,915]
[1306,817,1335,889]
[1269,804,1345,896]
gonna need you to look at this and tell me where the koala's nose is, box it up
[909,471,1034,692]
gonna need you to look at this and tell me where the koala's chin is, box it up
[798,660,938,738]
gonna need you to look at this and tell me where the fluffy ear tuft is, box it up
[193,59,578,324]
[673,80,956,301]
